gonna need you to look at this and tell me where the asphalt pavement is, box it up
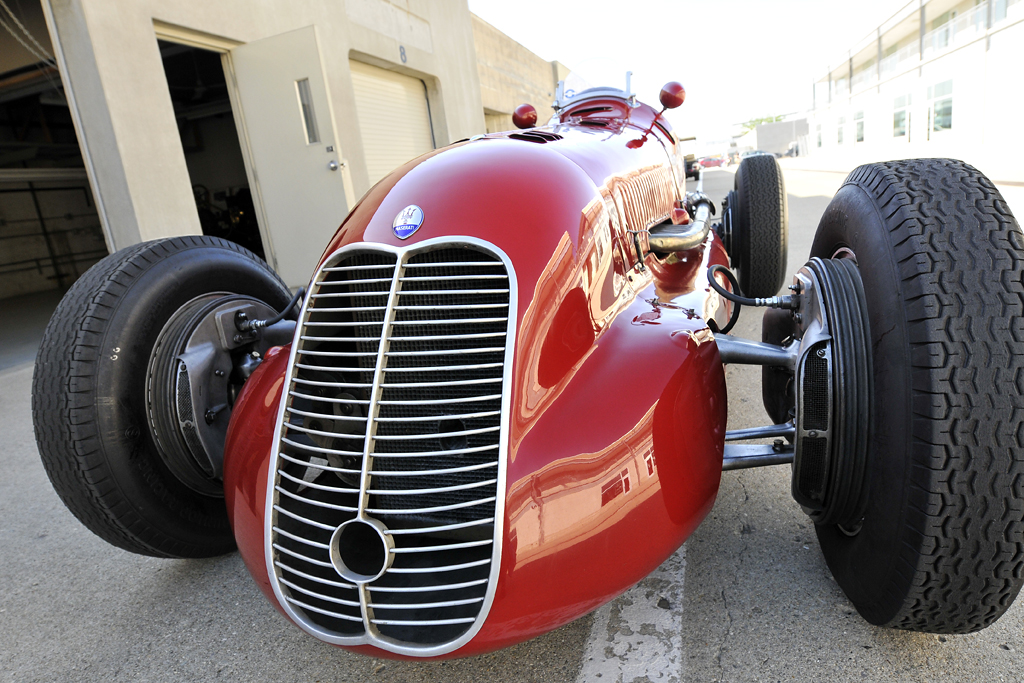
[2,166,1023,682]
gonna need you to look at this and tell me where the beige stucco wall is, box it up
[43,0,485,250]
[471,14,561,133]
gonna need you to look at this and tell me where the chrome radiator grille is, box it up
[267,239,515,655]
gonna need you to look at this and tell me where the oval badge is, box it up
[392,205,424,240]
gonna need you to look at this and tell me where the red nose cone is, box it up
[659,82,686,109]
[512,103,538,129]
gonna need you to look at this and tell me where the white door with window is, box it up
[229,26,352,287]
[349,60,435,187]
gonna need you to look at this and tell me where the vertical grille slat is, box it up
[268,240,514,655]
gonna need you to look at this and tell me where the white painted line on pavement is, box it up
[576,545,686,683]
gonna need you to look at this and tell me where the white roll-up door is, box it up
[349,60,435,186]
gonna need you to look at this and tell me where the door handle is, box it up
[327,160,340,171]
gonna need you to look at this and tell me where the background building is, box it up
[729,118,810,157]
[472,15,569,134]
[807,0,1024,181]
[0,0,566,317]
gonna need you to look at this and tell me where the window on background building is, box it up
[931,11,954,49]
[855,111,864,142]
[995,0,1008,22]
[972,0,987,30]
[894,95,911,140]
[816,123,822,148]
[995,0,1021,22]
[837,116,845,145]
[928,80,953,139]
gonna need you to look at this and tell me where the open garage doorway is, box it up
[157,41,265,260]
[0,62,107,370]
[0,78,106,297]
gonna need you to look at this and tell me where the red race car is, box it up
[33,77,1024,659]
[697,156,725,168]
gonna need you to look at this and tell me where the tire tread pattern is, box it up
[736,154,788,297]
[843,158,1024,633]
[32,236,281,558]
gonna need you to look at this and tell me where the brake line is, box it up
[707,264,797,334]
[236,287,306,332]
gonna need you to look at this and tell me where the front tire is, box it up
[32,236,291,558]
[810,159,1024,633]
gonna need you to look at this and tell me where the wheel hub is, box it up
[789,257,873,528]
[146,294,279,494]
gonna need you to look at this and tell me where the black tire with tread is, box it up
[810,158,1024,633]
[732,154,789,297]
[32,236,291,558]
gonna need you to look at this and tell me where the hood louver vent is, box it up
[508,131,563,144]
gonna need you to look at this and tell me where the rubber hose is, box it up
[707,264,743,334]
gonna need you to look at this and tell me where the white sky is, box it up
[467,0,906,142]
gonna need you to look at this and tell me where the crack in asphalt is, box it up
[715,474,752,681]
[716,587,732,680]
[738,475,750,504]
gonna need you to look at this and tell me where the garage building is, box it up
[0,0,568,367]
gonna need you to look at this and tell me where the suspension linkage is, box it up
[714,334,798,369]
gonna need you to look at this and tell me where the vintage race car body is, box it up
[223,90,732,658]
[34,72,1024,663]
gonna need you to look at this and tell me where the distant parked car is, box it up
[697,156,725,168]
[685,155,699,179]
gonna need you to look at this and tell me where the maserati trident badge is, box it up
[392,205,424,239]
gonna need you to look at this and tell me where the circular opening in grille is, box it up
[329,518,394,582]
